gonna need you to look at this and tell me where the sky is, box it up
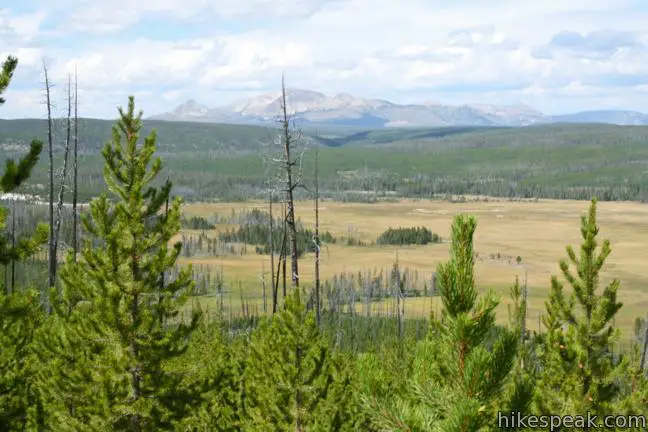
[2,0,648,119]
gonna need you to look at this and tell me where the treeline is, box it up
[376,226,441,245]
[1,67,647,430]
[180,215,215,230]
[219,211,336,257]
[7,119,648,204]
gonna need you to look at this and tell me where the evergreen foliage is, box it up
[241,289,358,431]
[0,56,18,105]
[0,55,48,267]
[47,96,201,431]
[169,322,242,431]
[0,55,49,431]
[219,215,335,257]
[180,215,215,230]
[534,198,628,419]
[376,226,441,245]
[0,289,45,430]
[362,215,529,431]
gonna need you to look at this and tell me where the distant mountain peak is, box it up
[148,89,648,128]
[172,99,209,117]
[550,109,648,125]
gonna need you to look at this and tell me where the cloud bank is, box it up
[2,0,648,118]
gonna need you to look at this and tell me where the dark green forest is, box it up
[4,117,648,202]
[2,55,648,431]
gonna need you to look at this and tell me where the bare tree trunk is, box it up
[279,76,299,288]
[261,261,267,314]
[282,243,287,297]
[52,74,73,284]
[313,145,321,326]
[282,200,287,298]
[392,260,403,339]
[640,315,648,374]
[158,181,169,325]
[72,66,79,261]
[274,228,285,308]
[520,268,528,369]
[43,61,55,298]
[10,198,15,294]
[269,191,277,313]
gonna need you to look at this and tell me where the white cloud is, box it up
[63,0,343,34]
[3,0,648,117]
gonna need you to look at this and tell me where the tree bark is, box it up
[282,200,287,297]
[72,66,79,261]
[52,74,73,284]
[279,77,299,288]
[43,61,55,297]
[314,145,321,326]
[269,191,277,313]
[640,316,648,373]
[10,198,15,294]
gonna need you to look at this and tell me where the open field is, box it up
[180,197,648,335]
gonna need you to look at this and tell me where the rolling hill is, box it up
[3,117,648,204]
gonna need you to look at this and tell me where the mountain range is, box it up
[148,88,648,128]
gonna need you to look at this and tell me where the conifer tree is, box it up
[534,198,627,419]
[614,336,648,417]
[50,96,200,430]
[242,289,357,431]
[170,322,243,431]
[0,55,49,431]
[362,215,528,431]
[0,55,47,267]
[0,289,46,430]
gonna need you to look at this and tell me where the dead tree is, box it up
[72,65,79,260]
[391,257,404,339]
[52,74,73,283]
[313,144,321,326]
[261,261,267,314]
[43,60,55,293]
[10,198,15,293]
[262,75,307,299]
[279,75,300,288]
[269,190,277,313]
[641,314,648,374]
[281,201,287,296]
[522,267,528,344]
[274,234,285,306]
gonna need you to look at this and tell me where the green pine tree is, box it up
[242,289,358,431]
[0,55,47,266]
[48,96,200,431]
[32,286,114,431]
[0,55,49,431]
[356,337,419,431]
[169,321,243,431]
[534,198,627,423]
[498,277,536,431]
[361,214,529,432]
[0,289,46,431]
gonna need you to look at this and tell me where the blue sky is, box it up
[2,0,648,118]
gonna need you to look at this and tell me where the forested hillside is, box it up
[3,118,648,202]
